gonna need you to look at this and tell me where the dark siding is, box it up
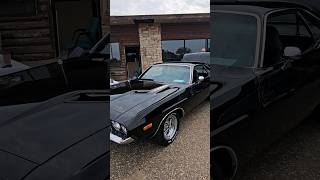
[0,0,55,62]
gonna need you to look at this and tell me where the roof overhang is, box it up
[111,13,210,26]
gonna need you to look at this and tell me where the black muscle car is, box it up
[0,35,109,179]
[211,1,320,179]
[110,62,210,146]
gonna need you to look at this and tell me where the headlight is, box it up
[111,121,121,131]
[121,125,127,135]
[111,121,128,135]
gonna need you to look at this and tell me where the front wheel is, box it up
[154,112,179,146]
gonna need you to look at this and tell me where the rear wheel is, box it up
[154,112,179,146]
[212,160,223,180]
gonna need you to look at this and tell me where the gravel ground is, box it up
[110,101,210,180]
[238,112,320,180]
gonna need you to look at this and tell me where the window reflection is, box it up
[162,40,184,61]
[185,39,206,53]
[162,39,210,62]
[110,43,120,61]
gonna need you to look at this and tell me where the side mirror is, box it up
[284,47,301,57]
[198,76,205,81]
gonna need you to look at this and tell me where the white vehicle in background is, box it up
[182,52,210,65]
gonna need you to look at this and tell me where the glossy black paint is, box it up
[110,62,210,142]
[0,35,110,179]
[0,91,109,180]
[211,2,320,178]
[0,34,109,106]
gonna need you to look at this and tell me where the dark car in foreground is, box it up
[0,34,109,179]
[110,62,210,146]
[0,34,109,106]
[211,1,320,179]
[0,91,109,179]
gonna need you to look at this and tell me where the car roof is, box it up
[213,5,273,18]
[154,61,205,67]
[212,1,317,18]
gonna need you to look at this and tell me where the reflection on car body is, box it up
[211,1,320,179]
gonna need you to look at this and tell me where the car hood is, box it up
[211,65,257,109]
[110,80,184,129]
[0,150,38,179]
[0,91,107,165]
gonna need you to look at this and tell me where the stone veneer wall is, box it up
[138,23,162,71]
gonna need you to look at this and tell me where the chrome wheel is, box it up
[163,113,178,140]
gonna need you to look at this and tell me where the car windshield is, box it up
[140,65,190,84]
[212,12,258,67]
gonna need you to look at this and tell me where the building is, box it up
[0,0,109,66]
[110,13,210,80]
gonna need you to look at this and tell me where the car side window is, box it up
[193,69,199,83]
[299,10,320,41]
[194,65,209,78]
[264,11,314,67]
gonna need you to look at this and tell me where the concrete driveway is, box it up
[237,111,320,180]
[110,101,210,180]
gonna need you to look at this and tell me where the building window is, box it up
[162,39,210,61]
[162,40,184,61]
[110,43,120,61]
[0,0,38,17]
[185,39,207,53]
[207,39,211,51]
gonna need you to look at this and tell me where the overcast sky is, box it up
[110,0,210,16]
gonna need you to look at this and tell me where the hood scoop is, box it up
[149,85,170,93]
[131,85,171,94]
[133,90,149,93]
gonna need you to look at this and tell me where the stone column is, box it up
[138,23,162,71]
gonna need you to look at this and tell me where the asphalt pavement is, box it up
[110,101,210,180]
[237,111,320,180]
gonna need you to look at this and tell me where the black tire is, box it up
[212,160,223,180]
[154,112,180,146]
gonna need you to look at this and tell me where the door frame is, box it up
[124,44,141,79]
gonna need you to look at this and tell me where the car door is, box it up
[189,65,210,107]
[294,9,320,84]
[258,11,298,106]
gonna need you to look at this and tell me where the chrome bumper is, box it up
[110,133,134,144]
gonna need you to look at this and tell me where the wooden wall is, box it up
[101,0,109,35]
[0,0,55,62]
[110,25,139,44]
[161,22,210,40]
